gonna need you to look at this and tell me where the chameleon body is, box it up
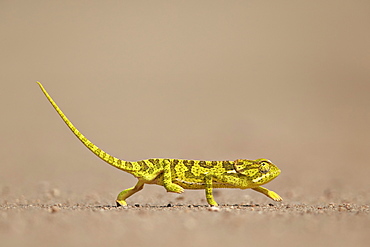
[36,82,282,206]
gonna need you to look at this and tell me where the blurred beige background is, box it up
[1,0,369,204]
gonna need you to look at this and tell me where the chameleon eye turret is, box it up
[37,81,282,207]
[258,161,271,174]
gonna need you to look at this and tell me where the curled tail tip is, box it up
[36,81,47,92]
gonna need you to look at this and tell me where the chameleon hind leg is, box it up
[162,159,184,194]
[252,186,283,201]
[116,179,145,206]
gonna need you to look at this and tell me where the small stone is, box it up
[49,206,60,213]
[208,206,220,212]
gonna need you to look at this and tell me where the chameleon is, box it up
[36,81,283,207]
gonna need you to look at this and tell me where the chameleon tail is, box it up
[36,81,138,172]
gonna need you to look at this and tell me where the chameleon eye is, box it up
[259,161,270,174]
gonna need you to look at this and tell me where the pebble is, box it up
[49,206,60,213]
[207,206,220,212]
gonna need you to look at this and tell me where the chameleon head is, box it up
[233,158,281,185]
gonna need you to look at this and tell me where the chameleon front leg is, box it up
[162,159,184,193]
[205,174,218,206]
[252,186,283,201]
[116,179,145,206]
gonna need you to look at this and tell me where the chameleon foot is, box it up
[268,191,283,201]
[206,197,219,207]
[116,200,128,207]
[252,186,283,202]
[165,183,185,194]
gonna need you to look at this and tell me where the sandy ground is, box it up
[1,193,369,247]
[1,1,370,247]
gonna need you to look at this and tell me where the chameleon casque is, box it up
[36,81,282,207]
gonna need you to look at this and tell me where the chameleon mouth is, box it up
[252,174,269,183]
[252,169,280,183]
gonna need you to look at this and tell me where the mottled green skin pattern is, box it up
[37,82,282,206]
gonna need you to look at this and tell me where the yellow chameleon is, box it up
[36,82,282,207]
